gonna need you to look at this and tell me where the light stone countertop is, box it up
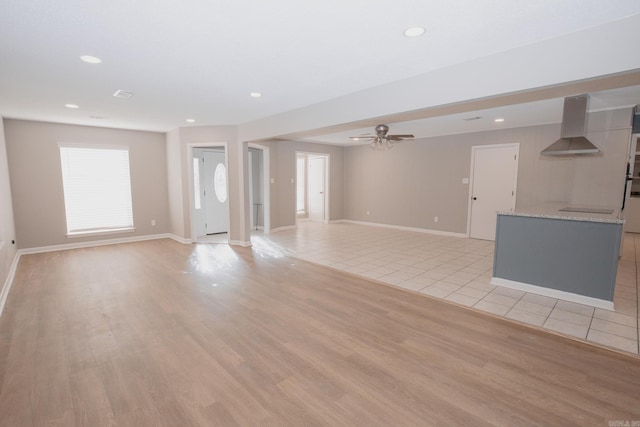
[497,203,624,224]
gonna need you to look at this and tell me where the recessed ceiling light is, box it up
[113,89,134,98]
[404,26,425,37]
[186,119,196,123]
[65,104,79,109]
[352,137,360,141]
[250,92,262,98]
[80,55,102,64]
[494,118,505,123]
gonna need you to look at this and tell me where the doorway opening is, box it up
[468,143,519,241]
[296,152,329,223]
[189,144,230,243]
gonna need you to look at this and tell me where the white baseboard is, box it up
[336,219,468,238]
[0,251,21,318]
[18,233,174,255]
[229,240,252,247]
[491,277,614,311]
[270,225,297,234]
[167,234,192,244]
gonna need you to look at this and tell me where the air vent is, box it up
[113,90,134,98]
[463,116,482,121]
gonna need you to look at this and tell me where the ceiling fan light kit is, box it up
[350,124,414,150]
[370,137,394,151]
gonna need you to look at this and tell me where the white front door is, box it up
[203,150,229,234]
[308,155,326,222]
[469,144,519,240]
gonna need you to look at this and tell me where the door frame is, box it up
[248,143,271,234]
[187,142,230,243]
[296,151,330,224]
[466,143,519,238]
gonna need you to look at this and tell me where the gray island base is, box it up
[492,207,623,310]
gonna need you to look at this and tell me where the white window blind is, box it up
[59,145,134,235]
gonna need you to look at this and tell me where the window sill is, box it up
[66,227,136,239]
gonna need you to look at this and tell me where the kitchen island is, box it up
[492,204,623,310]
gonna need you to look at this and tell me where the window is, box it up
[59,145,134,236]
[214,163,227,203]
[193,157,201,209]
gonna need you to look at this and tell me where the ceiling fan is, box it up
[349,124,414,150]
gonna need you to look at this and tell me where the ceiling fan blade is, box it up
[349,134,373,140]
[387,134,414,140]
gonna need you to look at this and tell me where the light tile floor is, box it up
[250,222,640,356]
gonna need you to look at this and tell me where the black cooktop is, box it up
[558,207,614,214]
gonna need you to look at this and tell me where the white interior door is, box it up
[203,150,229,234]
[308,155,326,222]
[469,144,519,240]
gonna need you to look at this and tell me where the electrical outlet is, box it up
[151,219,156,226]
[366,210,370,215]
[434,216,438,223]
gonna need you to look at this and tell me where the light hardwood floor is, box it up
[252,222,640,354]
[1,239,639,426]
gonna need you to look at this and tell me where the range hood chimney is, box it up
[541,94,600,156]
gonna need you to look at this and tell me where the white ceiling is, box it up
[303,85,640,145]
[1,0,640,137]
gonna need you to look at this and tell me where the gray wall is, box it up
[2,108,629,250]
[343,108,632,234]
[261,140,344,230]
[4,119,169,249]
[166,128,185,237]
[0,118,17,293]
[165,125,242,242]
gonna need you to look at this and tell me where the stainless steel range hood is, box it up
[541,94,600,156]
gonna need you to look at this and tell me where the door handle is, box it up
[472,197,477,200]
